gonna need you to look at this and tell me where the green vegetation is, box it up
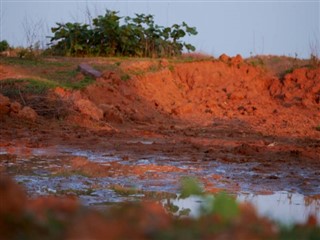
[0,40,9,52]
[316,125,320,131]
[0,78,58,98]
[0,56,72,67]
[249,57,265,67]
[0,76,93,99]
[179,177,239,220]
[120,73,131,81]
[280,225,320,240]
[49,9,197,57]
[179,176,204,198]
[0,56,96,94]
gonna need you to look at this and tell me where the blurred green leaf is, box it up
[209,192,239,221]
[180,177,204,199]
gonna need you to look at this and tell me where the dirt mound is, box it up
[1,56,318,137]
[270,67,320,108]
[85,59,273,124]
[78,57,319,137]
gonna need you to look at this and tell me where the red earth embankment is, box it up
[76,58,319,138]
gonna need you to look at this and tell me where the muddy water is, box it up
[1,145,319,225]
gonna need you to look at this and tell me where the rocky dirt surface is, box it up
[0,55,319,238]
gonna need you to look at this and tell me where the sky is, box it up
[0,0,319,58]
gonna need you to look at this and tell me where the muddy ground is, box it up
[0,54,319,238]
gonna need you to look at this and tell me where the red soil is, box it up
[0,55,319,238]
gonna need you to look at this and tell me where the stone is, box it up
[18,106,38,122]
[78,63,102,78]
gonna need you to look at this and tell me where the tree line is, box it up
[48,10,198,58]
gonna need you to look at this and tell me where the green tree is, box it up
[0,40,9,52]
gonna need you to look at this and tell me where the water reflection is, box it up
[237,191,320,225]
[163,192,320,225]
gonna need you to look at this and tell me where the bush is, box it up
[48,9,198,58]
[0,40,9,52]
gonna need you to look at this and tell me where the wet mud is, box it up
[1,119,319,225]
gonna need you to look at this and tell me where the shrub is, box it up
[48,9,198,58]
[0,40,9,52]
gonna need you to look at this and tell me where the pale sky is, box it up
[1,0,319,58]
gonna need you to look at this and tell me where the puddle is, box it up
[237,192,320,225]
[163,192,320,225]
[2,145,320,226]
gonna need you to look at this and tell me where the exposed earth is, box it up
[0,54,319,238]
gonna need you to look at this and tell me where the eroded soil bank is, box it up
[0,55,319,237]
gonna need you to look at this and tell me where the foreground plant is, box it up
[1,175,319,239]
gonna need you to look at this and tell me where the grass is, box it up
[0,56,72,67]
[172,52,214,63]
[0,78,58,97]
[0,76,94,99]
[246,55,311,78]
[0,56,96,100]
[0,56,94,91]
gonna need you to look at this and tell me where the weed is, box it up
[250,58,264,67]
[279,68,294,80]
[120,73,131,81]
[309,54,320,69]
[61,76,94,90]
[168,65,175,72]
[316,125,320,131]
